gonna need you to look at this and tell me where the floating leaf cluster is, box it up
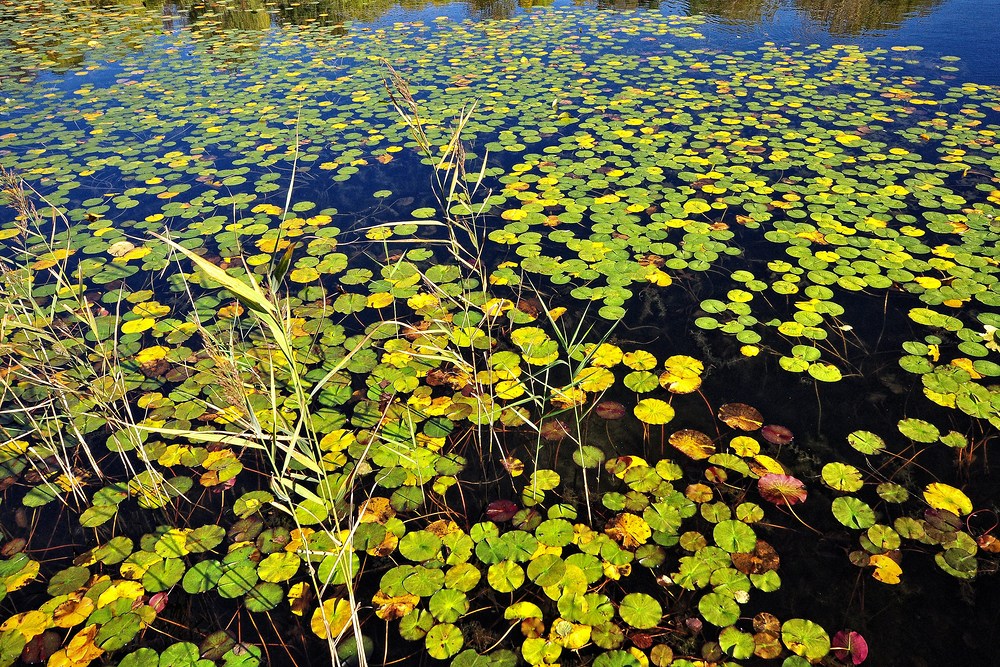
[0,1,999,666]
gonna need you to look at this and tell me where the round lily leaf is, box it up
[182,560,223,595]
[399,531,443,563]
[719,626,755,659]
[897,418,940,443]
[257,552,300,583]
[634,398,675,425]
[698,592,740,627]
[159,642,210,667]
[831,497,876,530]
[713,520,757,553]
[118,648,159,667]
[217,564,259,599]
[245,582,284,613]
[781,618,830,660]
[807,362,842,382]
[425,623,463,660]
[847,430,885,455]
[923,483,973,516]
[526,553,567,587]
[47,566,90,596]
[618,593,662,630]
[717,403,763,431]
[143,557,185,593]
[429,589,469,624]
[821,462,864,492]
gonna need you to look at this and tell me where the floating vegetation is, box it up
[0,0,999,666]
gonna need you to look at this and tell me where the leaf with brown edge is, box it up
[870,553,902,584]
[668,429,715,460]
[732,540,780,575]
[605,513,652,549]
[311,597,353,638]
[372,590,418,621]
[758,474,807,506]
[718,403,764,431]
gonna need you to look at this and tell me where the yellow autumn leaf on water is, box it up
[358,497,395,524]
[923,482,973,516]
[320,429,357,453]
[589,343,623,368]
[284,529,314,554]
[96,580,144,608]
[311,597,353,638]
[365,227,392,240]
[577,367,615,393]
[0,610,50,641]
[256,237,290,253]
[134,346,169,364]
[117,246,151,262]
[133,300,170,317]
[154,528,191,557]
[606,455,649,480]
[53,594,95,628]
[408,293,440,310]
[503,456,524,477]
[202,449,238,470]
[914,276,941,289]
[541,306,564,321]
[633,398,674,425]
[367,531,399,557]
[605,512,652,549]
[495,379,526,400]
[870,554,902,584]
[683,198,711,214]
[504,601,543,620]
[623,350,657,371]
[950,358,984,379]
[749,455,787,477]
[834,133,863,145]
[668,429,715,460]
[2,558,39,592]
[371,590,418,621]
[49,625,103,667]
[730,436,760,457]
[602,561,631,581]
[551,386,587,409]
[366,292,394,309]
[286,582,311,617]
[286,265,318,283]
[550,618,591,650]
[252,203,284,215]
[121,317,155,334]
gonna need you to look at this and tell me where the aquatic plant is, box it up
[0,2,999,665]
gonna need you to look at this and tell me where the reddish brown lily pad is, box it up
[540,419,571,441]
[718,403,764,431]
[485,500,518,523]
[832,630,868,665]
[758,473,807,506]
[595,401,626,420]
[731,540,780,575]
[760,424,794,445]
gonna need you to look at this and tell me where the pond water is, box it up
[1,1,999,667]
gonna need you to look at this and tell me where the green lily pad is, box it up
[618,592,662,629]
[781,618,830,661]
